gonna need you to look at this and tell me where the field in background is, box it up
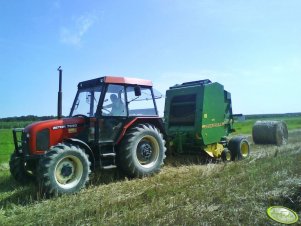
[0,129,14,163]
[0,121,34,129]
[235,116,301,134]
[0,115,300,225]
[0,121,34,163]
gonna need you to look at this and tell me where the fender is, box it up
[116,117,165,145]
[64,138,95,169]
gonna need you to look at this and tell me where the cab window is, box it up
[102,84,126,116]
[126,86,157,116]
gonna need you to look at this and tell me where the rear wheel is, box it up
[228,136,250,161]
[118,124,166,178]
[9,152,35,184]
[37,143,91,196]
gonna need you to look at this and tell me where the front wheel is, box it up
[118,124,166,178]
[37,143,91,196]
[9,152,35,184]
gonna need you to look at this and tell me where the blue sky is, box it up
[0,0,300,117]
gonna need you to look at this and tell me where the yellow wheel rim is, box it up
[136,135,160,168]
[241,142,249,158]
[54,155,83,189]
[226,151,231,161]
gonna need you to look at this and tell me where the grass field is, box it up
[0,129,14,163]
[0,121,33,129]
[234,116,301,134]
[0,117,300,225]
[0,121,32,163]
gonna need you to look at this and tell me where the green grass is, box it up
[0,129,14,163]
[234,116,301,134]
[0,121,32,163]
[0,118,301,225]
[0,121,33,129]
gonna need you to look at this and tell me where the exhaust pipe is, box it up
[57,66,63,119]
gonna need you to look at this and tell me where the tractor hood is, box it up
[24,117,86,154]
[24,117,86,133]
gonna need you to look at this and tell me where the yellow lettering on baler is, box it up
[202,122,225,129]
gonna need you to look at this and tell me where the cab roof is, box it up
[78,76,153,88]
[104,76,152,86]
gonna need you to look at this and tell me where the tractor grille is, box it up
[36,129,50,151]
[21,132,30,156]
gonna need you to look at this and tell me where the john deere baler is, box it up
[164,79,248,160]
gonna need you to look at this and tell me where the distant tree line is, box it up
[245,112,301,120]
[0,115,58,122]
[0,115,62,129]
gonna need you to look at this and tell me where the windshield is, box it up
[127,87,158,116]
[70,86,102,117]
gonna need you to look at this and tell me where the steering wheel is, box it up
[72,114,89,119]
[102,108,113,116]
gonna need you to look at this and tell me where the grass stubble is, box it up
[0,131,300,225]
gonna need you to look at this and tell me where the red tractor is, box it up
[10,68,166,195]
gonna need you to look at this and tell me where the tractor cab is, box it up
[69,76,162,143]
[70,76,159,118]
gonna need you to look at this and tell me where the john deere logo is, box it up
[267,206,299,224]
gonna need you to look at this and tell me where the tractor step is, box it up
[99,142,117,170]
[101,165,117,170]
[98,140,114,146]
[100,153,116,157]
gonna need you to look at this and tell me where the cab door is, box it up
[96,84,127,142]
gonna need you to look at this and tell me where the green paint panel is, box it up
[201,83,227,145]
[164,79,234,153]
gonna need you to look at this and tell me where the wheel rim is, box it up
[241,142,249,158]
[54,155,83,189]
[225,151,231,161]
[136,135,160,168]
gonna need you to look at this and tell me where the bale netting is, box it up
[252,121,288,146]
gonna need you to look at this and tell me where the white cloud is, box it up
[60,13,98,46]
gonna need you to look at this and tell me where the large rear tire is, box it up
[228,136,250,161]
[9,152,35,184]
[37,143,91,196]
[118,124,166,178]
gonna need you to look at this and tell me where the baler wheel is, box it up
[9,152,35,184]
[37,143,91,196]
[221,149,232,162]
[118,123,166,178]
[228,136,250,161]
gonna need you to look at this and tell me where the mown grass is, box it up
[0,132,301,225]
[0,118,301,225]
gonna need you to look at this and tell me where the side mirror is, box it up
[134,85,141,96]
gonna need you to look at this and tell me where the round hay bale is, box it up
[252,121,288,145]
